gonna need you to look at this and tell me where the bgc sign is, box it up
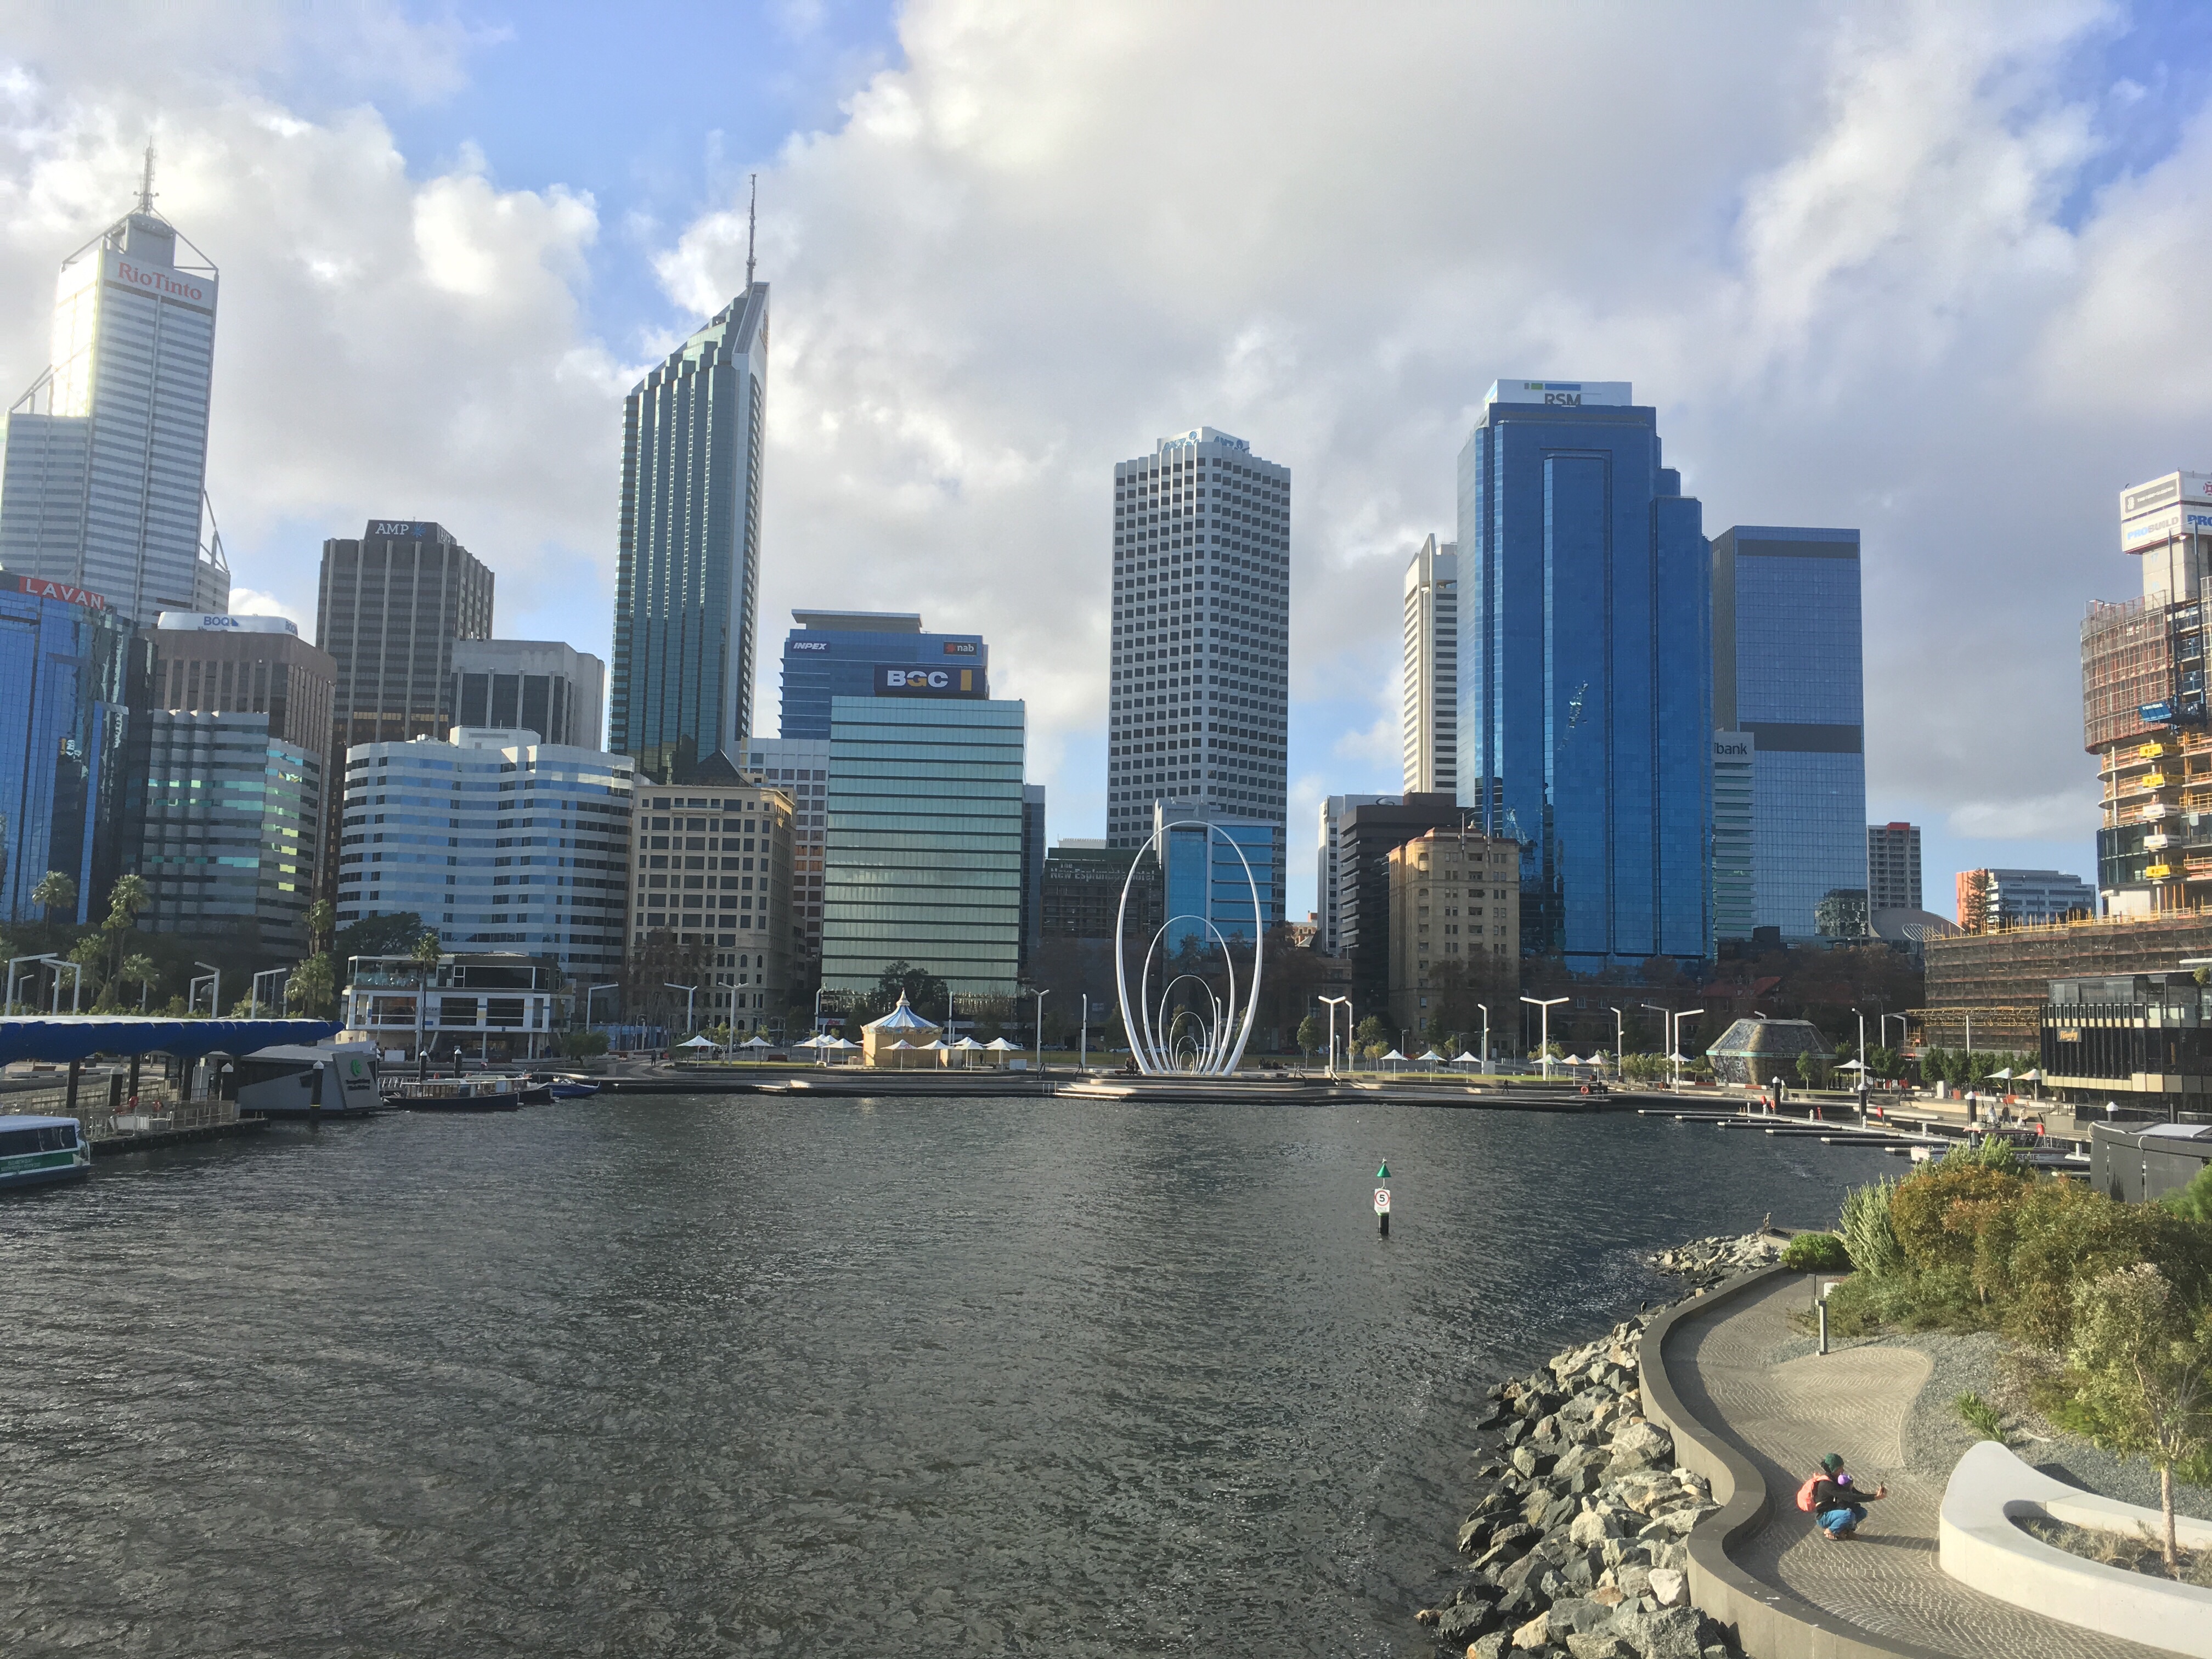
[876,664,988,699]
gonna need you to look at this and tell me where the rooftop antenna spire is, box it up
[137,139,157,214]
[745,172,757,290]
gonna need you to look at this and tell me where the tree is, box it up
[1296,1012,1326,1060]
[334,911,427,963]
[876,960,947,1016]
[286,951,337,1020]
[31,870,76,924]
[120,954,158,1012]
[2066,1265,2212,1571]
[304,899,336,956]
[1795,1050,1826,1089]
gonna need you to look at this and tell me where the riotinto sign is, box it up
[875,665,988,698]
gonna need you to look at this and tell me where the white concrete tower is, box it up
[0,155,227,625]
[1104,426,1290,923]
[1401,535,1457,795]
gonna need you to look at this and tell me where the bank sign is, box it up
[876,665,987,698]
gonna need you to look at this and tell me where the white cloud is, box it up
[5,0,2205,910]
[227,585,307,630]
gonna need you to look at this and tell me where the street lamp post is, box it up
[35,955,83,1014]
[1477,1003,1490,1074]
[1079,992,1089,1073]
[664,983,697,1042]
[1609,1006,1625,1078]
[1853,1007,1867,1120]
[250,967,288,1018]
[1320,995,1349,1078]
[1522,996,1567,1079]
[1032,988,1049,1073]
[192,961,222,1019]
[1642,1003,1688,1090]
[4,953,46,1017]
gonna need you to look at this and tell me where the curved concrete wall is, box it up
[1939,1440,2212,1657]
[1638,1266,1957,1659]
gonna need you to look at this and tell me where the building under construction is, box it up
[2086,470,2212,913]
[1923,912,2212,1048]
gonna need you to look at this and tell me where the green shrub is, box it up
[1890,1164,2027,1279]
[1839,1176,1904,1278]
[1955,1391,2007,1442]
[2160,1163,2212,1225]
[1781,1232,1850,1271]
[556,1029,610,1059]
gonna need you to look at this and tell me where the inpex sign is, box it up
[788,639,828,652]
[875,665,987,698]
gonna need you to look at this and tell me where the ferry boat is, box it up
[523,1072,601,1099]
[0,1114,92,1190]
[234,1041,383,1119]
[382,1074,523,1112]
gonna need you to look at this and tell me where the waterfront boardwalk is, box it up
[1672,1276,2162,1659]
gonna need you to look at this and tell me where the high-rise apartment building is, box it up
[1458,380,1709,970]
[1713,732,1756,947]
[625,780,793,1036]
[317,520,494,749]
[1402,537,1458,795]
[736,736,829,969]
[778,611,986,739]
[822,697,1025,997]
[610,282,769,783]
[337,727,632,983]
[450,640,604,750]
[0,184,229,626]
[1867,822,1922,914]
[1106,426,1289,914]
[0,577,129,924]
[1388,827,1520,1036]
[1316,793,1396,956]
[2086,471,2212,914]
[1712,525,1867,943]
[1333,793,1482,1012]
[1022,784,1046,971]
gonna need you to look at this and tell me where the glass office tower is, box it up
[610,282,769,783]
[1457,380,1711,971]
[0,579,129,923]
[1152,800,1276,955]
[778,611,988,738]
[820,697,1025,996]
[1711,525,1866,941]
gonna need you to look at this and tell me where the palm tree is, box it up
[121,955,158,1012]
[409,930,443,1066]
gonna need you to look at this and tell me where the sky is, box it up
[3,0,2211,919]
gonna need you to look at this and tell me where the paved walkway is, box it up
[1670,1276,2169,1659]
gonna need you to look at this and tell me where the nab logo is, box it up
[941,641,979,656]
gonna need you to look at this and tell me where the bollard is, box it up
[1818,1297,1830,1356]
[309,1060,326,1126]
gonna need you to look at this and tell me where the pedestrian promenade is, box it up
[1668,1276,2167,1659]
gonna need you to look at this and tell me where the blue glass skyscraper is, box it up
[1457,380,1711,971]
[1711,526,1866,941]
[0,578,129,923]
[778,610,986,739]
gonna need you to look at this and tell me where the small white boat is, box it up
[0,1114,91,1190]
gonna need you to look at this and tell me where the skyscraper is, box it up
[1458,380,1710,971]
[1711,524,1866,942]
[1402,536,1458,795]
[609,281,769,783]
[450,639,605,750]
[0,577,129,924]
[1867,822,1922,914]
[317,520,494,752]
[777,610,985,739]
[1105,426,1289,923]
[1713,732,1756,947]
[1315,792,1396,956]
[0,173,229,626]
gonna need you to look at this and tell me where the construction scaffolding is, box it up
[2082,596,2174,753]
[1922,911,2212,1047]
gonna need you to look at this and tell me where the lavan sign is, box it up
[7,574,108,611]
[874,665,987,698]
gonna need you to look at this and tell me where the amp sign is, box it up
[875,665,987,699]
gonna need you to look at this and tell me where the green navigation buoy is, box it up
[1374,1163,1391,1237]
[1376,1161,1390,1179]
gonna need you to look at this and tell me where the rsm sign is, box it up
[876,665,987,698]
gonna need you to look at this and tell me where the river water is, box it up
[0,1096,1894,1657]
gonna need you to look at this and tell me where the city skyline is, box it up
[1,7,2201,912]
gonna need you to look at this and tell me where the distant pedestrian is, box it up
[1801,1453,1886,1540]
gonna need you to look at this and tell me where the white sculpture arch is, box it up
[1114,820,1266,1075]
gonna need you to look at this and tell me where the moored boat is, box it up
[234,1041,383,1118]
[381,1075,523,1112]
[524,1072,601,1099]
[0,1115,91,1190]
